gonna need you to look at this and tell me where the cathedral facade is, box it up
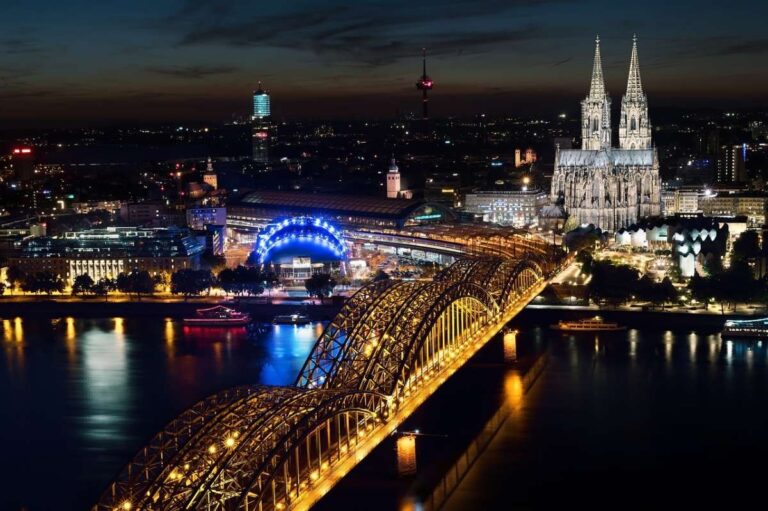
[551,36,661,232]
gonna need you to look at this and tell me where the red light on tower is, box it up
[12,147,32,155]
[415,48,434,120]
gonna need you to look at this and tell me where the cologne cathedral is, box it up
[550,36,661,231]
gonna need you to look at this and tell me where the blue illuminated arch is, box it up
[256,216,347,264]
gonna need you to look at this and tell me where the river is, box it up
[2,315,767,510]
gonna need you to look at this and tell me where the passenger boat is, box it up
[551,316,626,332]
[183,305,251,327]
[722,318,768,339]
[272,312,311,325]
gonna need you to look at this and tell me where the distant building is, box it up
[10,146,35,182]
[72,200,122,214]
[661,189,700,216]
[699,191,767,226]
[187,207,227,231]
[120,202,165,225]
[386,157,411,199]
[252,82,272,164]
[203,157,218,190]
[716,144,747,184]
[615,216,728,277]
[10,227,205,285]
[514,148,537,168]
[463,188,548,227]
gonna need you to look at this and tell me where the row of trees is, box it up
[2,265,347,301]
[585,258,677,307]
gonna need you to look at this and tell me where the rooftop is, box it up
[236,191,427,219]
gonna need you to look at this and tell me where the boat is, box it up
[183,305,251,327]
[551,316,626,332]
[273,312,311,325]
[722,318,768,339]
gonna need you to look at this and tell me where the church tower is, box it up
[386,157,401,199]
[581,36,611,151]
[619,35,652,149]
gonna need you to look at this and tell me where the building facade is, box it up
[464,188,548,227]
[550,36,661,231]
[10,227,204,285]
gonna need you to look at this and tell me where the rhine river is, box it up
[2,314,768,510]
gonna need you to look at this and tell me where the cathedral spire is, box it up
[625,34,644,99]
[588,35,606,99]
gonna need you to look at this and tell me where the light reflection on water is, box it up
[0,317,325,510]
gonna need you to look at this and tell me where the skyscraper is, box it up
[252,82,272,164]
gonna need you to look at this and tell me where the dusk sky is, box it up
[1,0,766,126]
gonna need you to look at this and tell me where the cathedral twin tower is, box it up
[551,35,661,232]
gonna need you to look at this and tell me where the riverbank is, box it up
[0,299,342,321]
[521,305,736,329]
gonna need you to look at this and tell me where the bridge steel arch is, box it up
[95,387,388,511]
[95,247,559,511]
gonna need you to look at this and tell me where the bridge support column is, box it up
[397,434,417,476]
[504,329,518,363]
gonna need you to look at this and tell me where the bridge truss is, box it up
[95,251,558,511]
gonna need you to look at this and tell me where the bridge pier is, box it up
[503,329,518,363]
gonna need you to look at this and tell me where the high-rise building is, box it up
[716,144,747,183]
[252,82,272,164]
[550,35,661,231]
[386,157,402,199]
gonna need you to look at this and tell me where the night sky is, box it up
[1,0,766,126]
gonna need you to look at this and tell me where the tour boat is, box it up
[551,316,626,332]
[183,306,251,327]
[722,318,768,339]
[272,312,311,325]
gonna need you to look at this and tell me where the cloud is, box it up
[144,65,240,79]
[166,0,572,66]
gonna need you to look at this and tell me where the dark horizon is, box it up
[1,1,766,128]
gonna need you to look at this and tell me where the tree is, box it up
[116,270,157,300]
[171,269,215,300]
[93,278,116,301]
[372,270,390,282]
[21,271,64,296]
[576,251,594,275]
[305,273,336,302]
[72,274,95,296]
[6,266,25,294]
[217,268,238,295]
[732,230,761,262]
[0,282,5,296]
[587,260,640,305]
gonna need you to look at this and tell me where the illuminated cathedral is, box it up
[551,35,661,232]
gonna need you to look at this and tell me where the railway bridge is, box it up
[94,250,561,511]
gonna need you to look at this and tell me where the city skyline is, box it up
[0,0,767,127]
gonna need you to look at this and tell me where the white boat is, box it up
[722,318,768,338]
[551,316,626,332]
[272,312,311,325]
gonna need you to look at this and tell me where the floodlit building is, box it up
[252,82,272,164]
[463,188,548,227]
[550,35,661,231]
[10,227,205,285]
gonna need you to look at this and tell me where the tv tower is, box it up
[415,48,434,120]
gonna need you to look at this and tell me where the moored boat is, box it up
[722,318,768,339]
[183,305,251,327]
[551,316,626,332]
[272,312,311,325]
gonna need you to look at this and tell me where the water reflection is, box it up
[0,316,324,510]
